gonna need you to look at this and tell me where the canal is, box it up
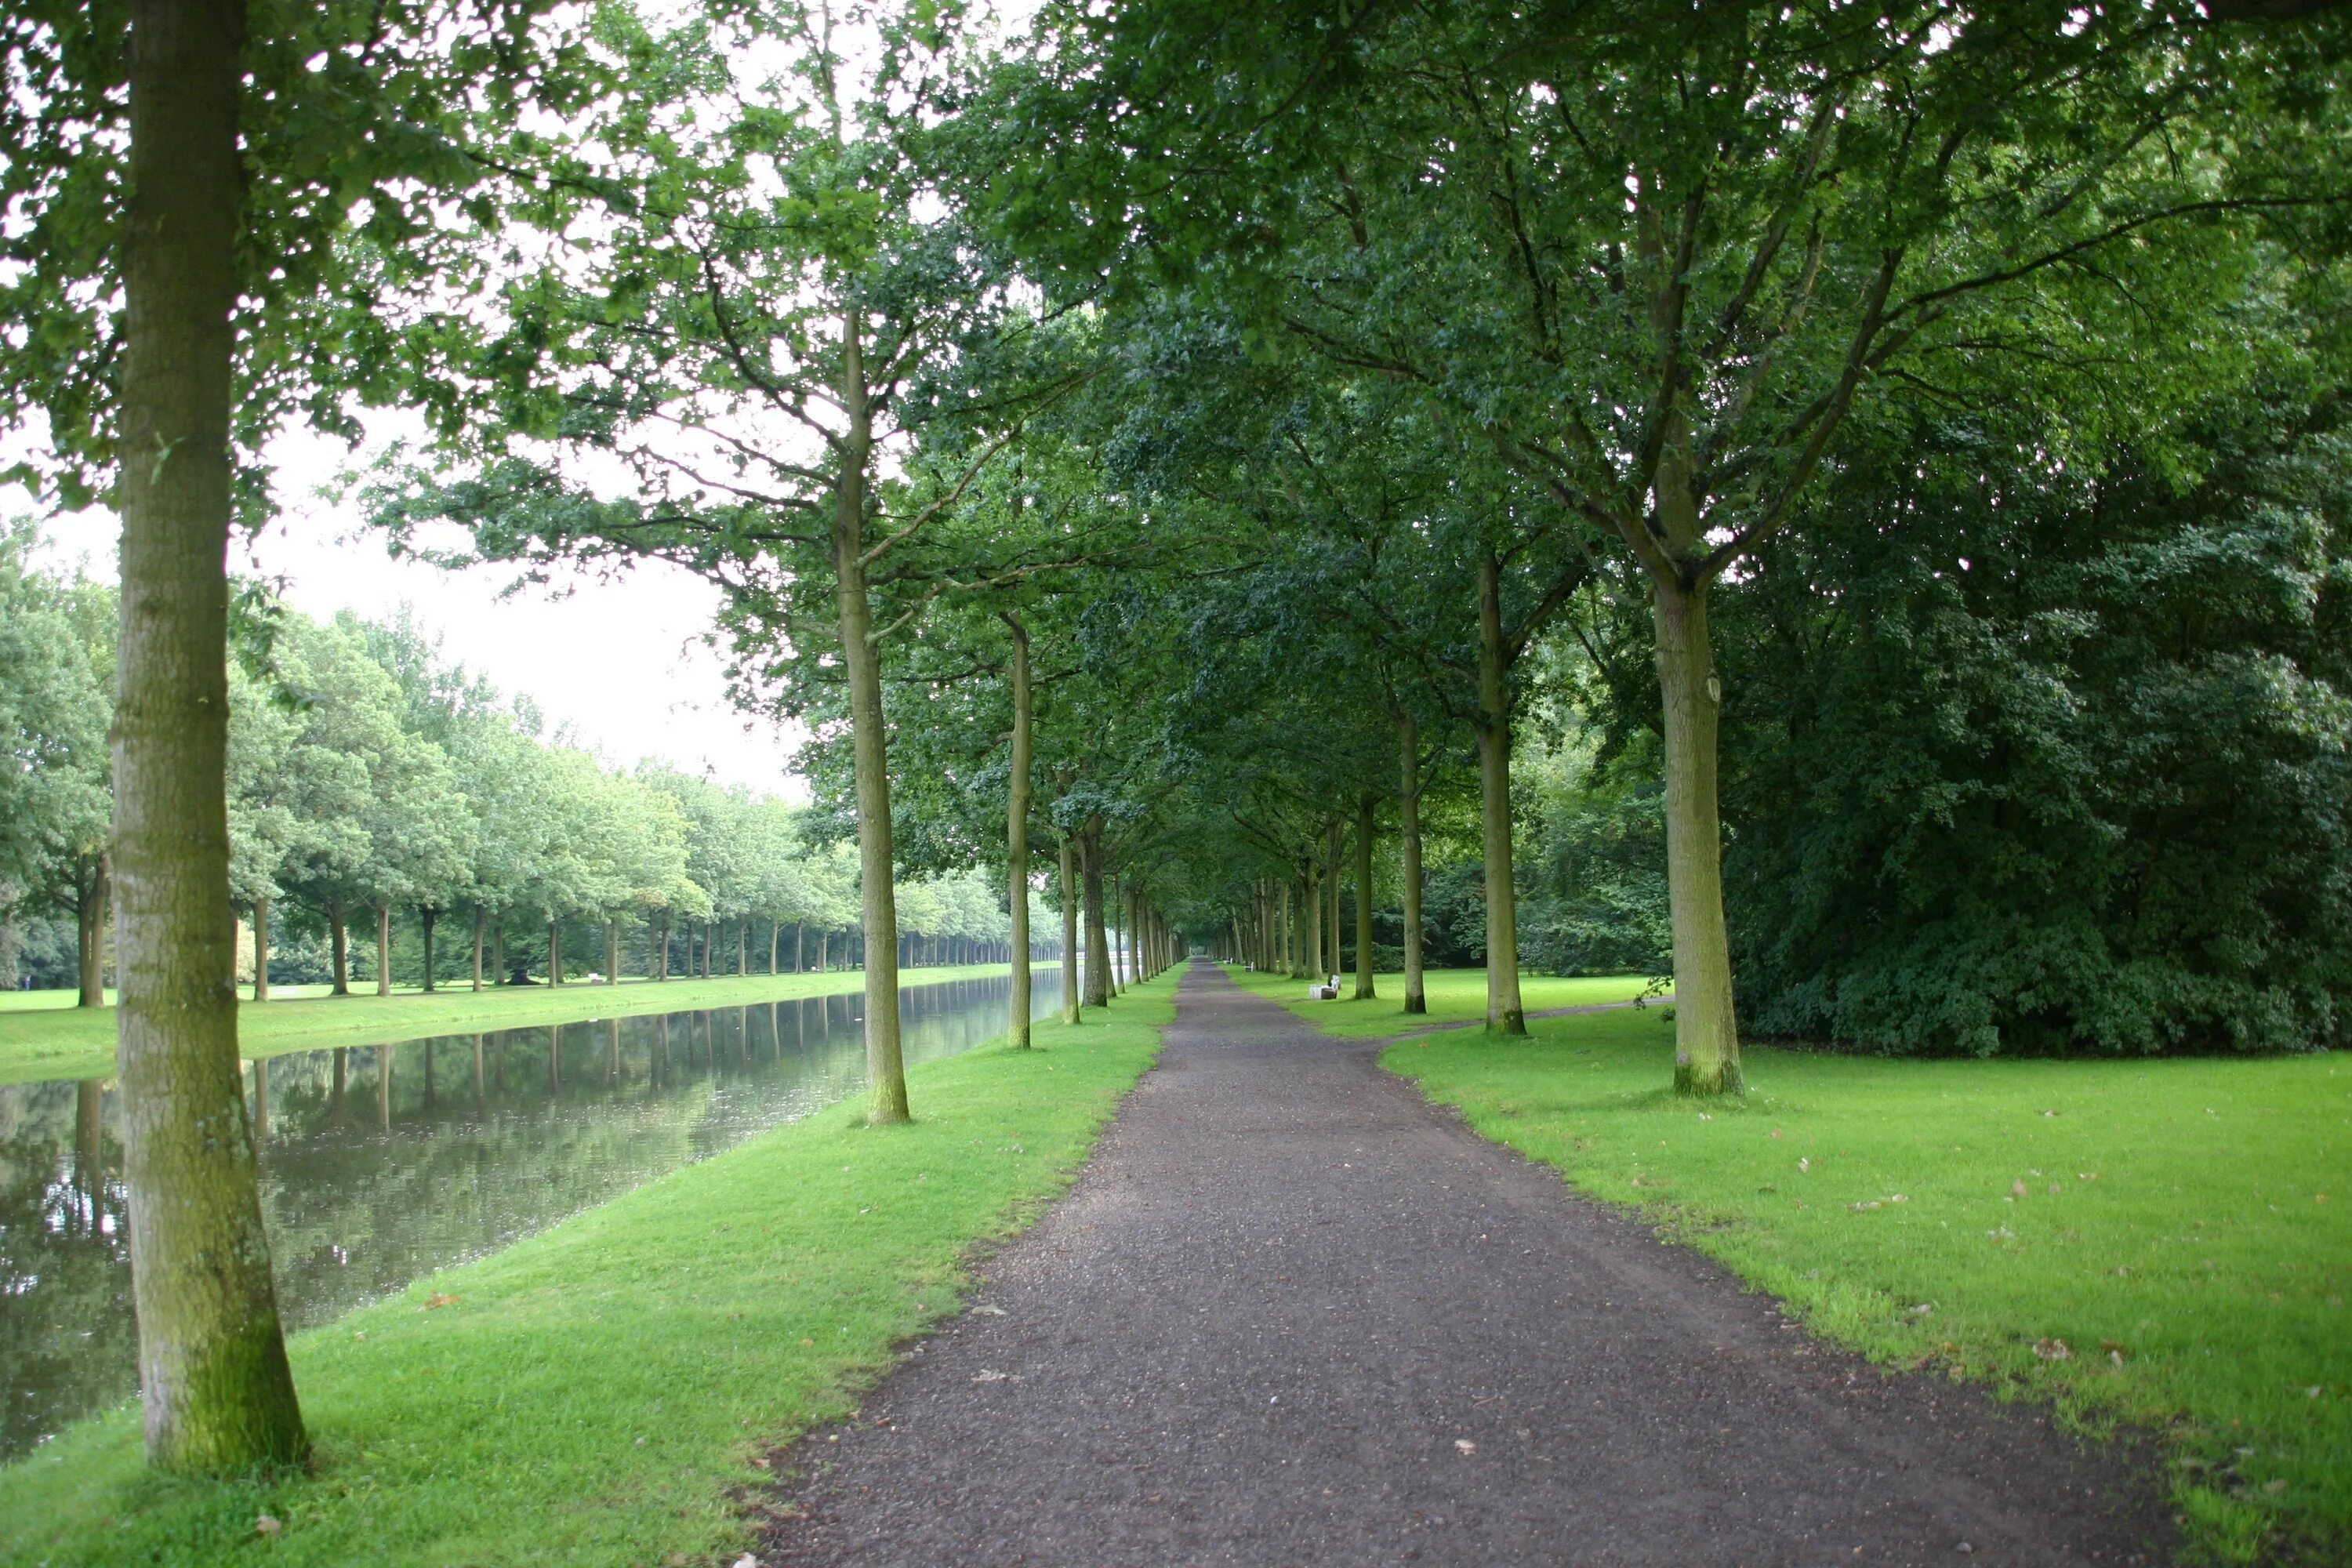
[0,969,1061,1462]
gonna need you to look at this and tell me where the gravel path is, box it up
[759,961,2172,1567]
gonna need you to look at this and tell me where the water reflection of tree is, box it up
[0,1080,137,1460]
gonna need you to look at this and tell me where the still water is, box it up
[0,970,1060,1462]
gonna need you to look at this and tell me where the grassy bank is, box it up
[1374,997,2350,1566]
[0,971,1173,1567]
[0,963,1011,1087]
[1228,962,1656,1036]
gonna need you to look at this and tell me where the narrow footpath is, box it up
[761,961,2171,1567]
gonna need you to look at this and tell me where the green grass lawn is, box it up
[0,972,1174,1568]
[1225,961,1657,1035]
[1371,993,2350,1566]
[0,963,1011,1087]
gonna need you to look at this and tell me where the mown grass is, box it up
[1375,997,2352,1566]
[1227,962,1657,1036]
[0,963,1010,1087]
[0,974,1173,1568]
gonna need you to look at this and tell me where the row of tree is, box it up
[0,537,1050,1004]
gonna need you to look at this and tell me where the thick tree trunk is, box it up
[1109,873,1124,995]
[1653,574,1743,1094]
[605,918,620,985]
[1354,800,1377,1000]
[112,0,305,1474]
[547,918,563,986]
[1004,619,1033,1047]
[75,856,109,1007]
[1303,869,1322,988]
[471,906,485,993]
[1058,835,1080,1023]
[832,326,909,1124]
[1475,551,1527,1033]
[1081,821,1109,1008]
[250,895,270,1004]
[1327,823,1344,982]
[374,905,391,996]
[817,930,828,973]
[1397,709,1426,1014]
[328,903,349,996]
[419,907,436,993]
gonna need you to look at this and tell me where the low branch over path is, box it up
[761,962,2171,1566]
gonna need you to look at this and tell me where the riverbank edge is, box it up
[0,962,1017,1087]
[1356,998,2345,1568]
[0,972,1178,1568]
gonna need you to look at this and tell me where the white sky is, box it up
[23,423,811,798]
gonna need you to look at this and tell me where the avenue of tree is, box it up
[0,0,2344,1481]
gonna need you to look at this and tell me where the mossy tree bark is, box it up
[1396,707,1426,1014]
[1475,551,1526,1033]
[1003,615,1033,1047]
[74,853,108,1007]
[112,0,307,1474]
[1080,818,1110,1008]
[1353,800,1377,1000]
[251,895,270,1004]
[831,321,909,1125]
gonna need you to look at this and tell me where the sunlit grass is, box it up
[0,962,1015,1086]
[1382,1005,2352,1566]
[1225,961,1657,1036]
[0,974,1173,1567]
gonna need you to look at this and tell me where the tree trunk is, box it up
[656,913,669,981]
[419,907,437,993]
[1081,820,1109,1008]
[817,930,828,973]
[250,895,270,1004]
[547,917,563,986]
[1006,622,1033,1047]
[328,903,349,996]
[470,906,485,993]
[768,920,779,975]
[374,905,391,996]
[1397,708,1425,1014]
[736,919,746,977]
[831,322,909,1125]
[1058,834,1080,1024]
[1475,550,1527,1033]
[1303,869,1321,988]
[794,921,804,973]
[75,855,110,1007]
[1653,574,1743,1094]
[605,918,620,985]
[1354,799,1377,1000]
[111,0,305,1475]
[1327,823,1344,984]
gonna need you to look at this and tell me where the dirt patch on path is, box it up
[757,962,2172,1566]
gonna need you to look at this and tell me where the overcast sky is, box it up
[23,424,811,800]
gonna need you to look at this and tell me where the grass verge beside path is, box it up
[1370,996,2350,1566]
[0,963,1010,1087]
[0,973,1174,1568]
[1228,963,1656,1036]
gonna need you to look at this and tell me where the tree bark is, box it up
[75,855,109,1007]
[1475,550,1527,1033]
[1081,819,1109,1008]
[1327,823,1344,982]
[605,918,621,985]
[419,907,437,993]
[768,920,779,974]
[831,319,909,1124]
[470,905,485,993]
[250,895,270,1004]
[1354,799,1377,1000]
[1058,834,1080,1023]
[374,905,391,996]
[328,902,349,996]
[1303,868,1322,988]
[547,917,563,986]
[736,918,747,977]
[793,921,804,973]
[112,0,306,1473]
[1004,616,1033,1047]
[1397,709,1426,1014]
[1653,573,1743,1094]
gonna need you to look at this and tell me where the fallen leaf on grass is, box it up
[423,1293,459,1310]
[255,1515,281,1538]
[2033,1338,2072,1362]
[2011,1181,2029,1198]
[1798,1158,1810,1173]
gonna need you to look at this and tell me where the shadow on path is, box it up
[760,960,2171,1566]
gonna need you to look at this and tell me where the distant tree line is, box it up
[0,530,1042,1002]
